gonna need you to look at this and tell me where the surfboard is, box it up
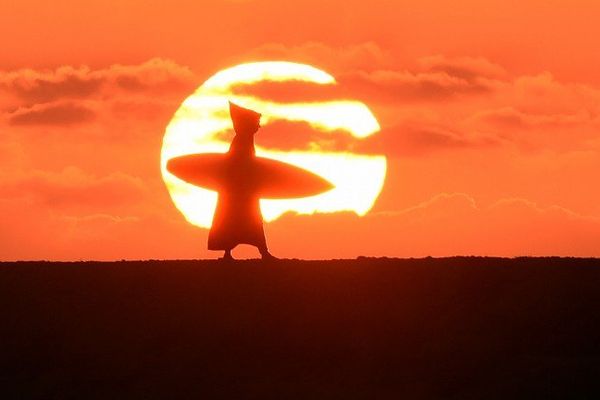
[166,153,334,199]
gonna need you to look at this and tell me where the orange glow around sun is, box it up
[161,61,387,228]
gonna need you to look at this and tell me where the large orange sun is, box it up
[161,61,387,228]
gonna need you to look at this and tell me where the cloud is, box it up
[6,52,593,155]
[235,46,504,104]
[418,55,508,80]
[355,123,501,156]
[238,46,599,152]
[339,69,500,103]
[0,166,146,210]
[0,58,197,105]
[7,101,96,126]
[268,193,600,258]
[384,193,600,256]
[106,58,197,94]
[230,68,498,105]
[0,58,197,131]
[235,115,497,156]
[254,120,333,151]
[471,107,593,130]
[0,196,204,261]
[508,72,600,115]
[1,187,599,260]
[0,65,102,103]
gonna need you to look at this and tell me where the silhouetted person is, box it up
[207,102,275,260]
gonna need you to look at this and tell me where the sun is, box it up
[161,61,387,228]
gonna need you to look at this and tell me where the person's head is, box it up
[229,101,261,135]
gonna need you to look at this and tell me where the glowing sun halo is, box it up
[161,61,387,228]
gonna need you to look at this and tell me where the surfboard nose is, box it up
[166,158,177,175]
[319,176,335,192]
[166,156,193,179]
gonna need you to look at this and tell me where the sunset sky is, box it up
[2,0,600,260]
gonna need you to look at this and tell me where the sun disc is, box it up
[161,62,387,228]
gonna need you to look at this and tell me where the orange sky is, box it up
[2,0,600,260]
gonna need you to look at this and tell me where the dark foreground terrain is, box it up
[1,257,599,399]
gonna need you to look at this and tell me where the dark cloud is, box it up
[471,107,592,130]
[5,70,102,103]
[0,58,197,104]
[0,58,197,128]
[106,58,197,95]
[418,55,507,81]
[356,124,501,156]
[254,120,318,150]
[338,69,499,103]
[8,102,96,126]
[257,120,356,151]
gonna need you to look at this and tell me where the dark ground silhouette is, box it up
[1,257,599,399]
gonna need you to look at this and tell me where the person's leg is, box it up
[259,245,276,260]
[222,248,234,260]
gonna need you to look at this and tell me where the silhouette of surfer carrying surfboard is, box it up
[167,101,334,260]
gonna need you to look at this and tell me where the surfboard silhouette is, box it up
[167,153,334,199]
